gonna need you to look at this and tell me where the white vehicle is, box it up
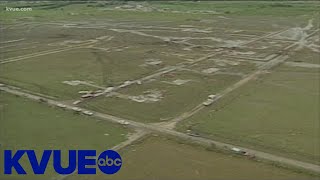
[119,120,129,125]
[78,90,91,94]
[72,107,82,112]
[95,90,103,93]
[119,84,126,88]
[124,80,132,85]
[208,94,216,99]
[72,100,81,105]
[104,87,114,93]
[187,132,200,137]
[57,103,66,108]
[231,147,246,155]
[202,99,214,106]
[82,111,93,116]
[81,94,94,98]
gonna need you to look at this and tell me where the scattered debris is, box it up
[187,132,200,137]
[183,47,192,51]
[115,48,124,52]
[163,79,191,86]
[114,4,157,12]
[218,16,230,19]
[179,25,195,28]
[141,59,163,66]
[232,30,243,33]
[202,67,219,74]
[244,152,256,159]
[285,62,320,68]
[129,96,146,103]
[230,51,256,56]
[213,59,240,66]
[68,12,79,16]
[181,28,212,33]
[49,40,86,47]
[129,89,163,103]
[96,36,113,40]
[63,80,82,86]
[216,62,226,66]
[38,98,47,103]
[95,90,103,94]
[119,81,133,88]
[272,19,315,51]
[160,117,171,121]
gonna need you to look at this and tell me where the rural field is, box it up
[0,92,129,179]
[177,64,320,164]
[0,1,319,179]
[67,136,318,180]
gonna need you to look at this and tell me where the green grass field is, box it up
[288,48,320,64]
[82,70,240,123]
[0,1,319,178]
[0,92,129,179]
[0,47,178,100]
[177,65,320,164]
[67,136,317,180]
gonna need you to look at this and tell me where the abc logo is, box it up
[97,150,122,174]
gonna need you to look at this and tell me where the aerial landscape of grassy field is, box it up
[0,0,319,179]
[67,136,318,180]
[0,92,129,179]
[82,71,240,122]
[177,64,320,164]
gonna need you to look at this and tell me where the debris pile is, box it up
[163,79,191,86]
[141,59,163,67]
[129,89,163,103]
[202,67,219,74]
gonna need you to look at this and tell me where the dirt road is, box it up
[1,85,319,174]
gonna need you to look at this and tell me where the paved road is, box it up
[1,85,319,174]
